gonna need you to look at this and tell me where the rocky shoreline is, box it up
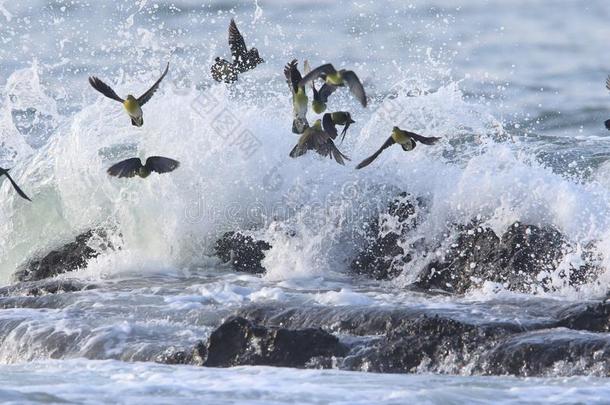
[3,192,608,377]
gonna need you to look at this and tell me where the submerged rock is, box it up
[203,316,347,368]
[0,278,97,297]
[13,229,114,283]
[351,193,419,280]
[214,232,271,274]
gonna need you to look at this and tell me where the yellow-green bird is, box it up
[289,119,350,165]
[88,62,169,127]
[322,111,355,143]
[356,127,440,169]
[107,156,180,178]
[304,60,337,114]
[284,59,309,134]
[299,63,367,108]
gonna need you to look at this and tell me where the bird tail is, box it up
[328,141,350,165]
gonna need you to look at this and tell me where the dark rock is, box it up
[351,193,418,280]
[155,341,207,366]
[557,302,610,332]
[214,232,271,274]
[203,316,347,368]
[480,330,610,376]
[13,229,114,282]
[0,279,97,297]
[416,222,599,294]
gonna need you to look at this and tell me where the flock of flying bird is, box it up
[2,18,499,203]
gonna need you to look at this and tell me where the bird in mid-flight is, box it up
[211,19,264,83]
[0,167,31,201]
[299,63,367,108]
[289,119,350,165]
[284,59,309,134]
[89,62,170,127]
[322,111,355,142]
[107,156,180,178]
[356,127,440,169]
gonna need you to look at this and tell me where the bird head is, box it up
[345,112,355,124]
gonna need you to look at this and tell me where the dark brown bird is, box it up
[211,19,264,83]
[356,127,440,169]
[289,119,349,165]
[107,156,180,178]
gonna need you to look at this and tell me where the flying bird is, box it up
[304,60,337,114]
[89,62,169,127]
[322,111,355,142]
[299,63,367,108]
[0,167,31,201]
[107,156,180,179]
[211,19,264,83]
[289,120,349,165]
[284,59,309,134]
[356,127,440,169]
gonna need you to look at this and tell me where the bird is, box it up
[289,119,350,165]
[88,62,169,127]
[303,60,337,114]
[299,63,367,108]
[107,156,180,178]
[322,111,355,142]
[284,59,309,134]
[604,76,610,131]
[356,127,440,169]
[211,19,264,83]
[0,167,31,201]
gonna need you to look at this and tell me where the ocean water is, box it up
[1,0,610,403]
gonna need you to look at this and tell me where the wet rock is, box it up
[0,279,97,297]
[155,341,207,366]
[214,232,271,274]
[351,193,418,280]
[13,229,114,283]
[203,316,347,368]
[416,222,598,294]
[480,330,610,377]
[556,302,610,333]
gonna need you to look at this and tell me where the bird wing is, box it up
[88,76,124,103]
[2,171,31,201]
[107,158,143,178]
[229,19,248,64]
[356,136,395,169]
[137,62,169,106]
[284,59,301,94]
[342,70,367,107]
[298,64,336,87]
[605,119,610,131]
[318,83,337,103]
[145,156,180,174]
[407,131,441,145]
[606,75,610,91]
[211,58,239,83]
[322,113,338,140]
